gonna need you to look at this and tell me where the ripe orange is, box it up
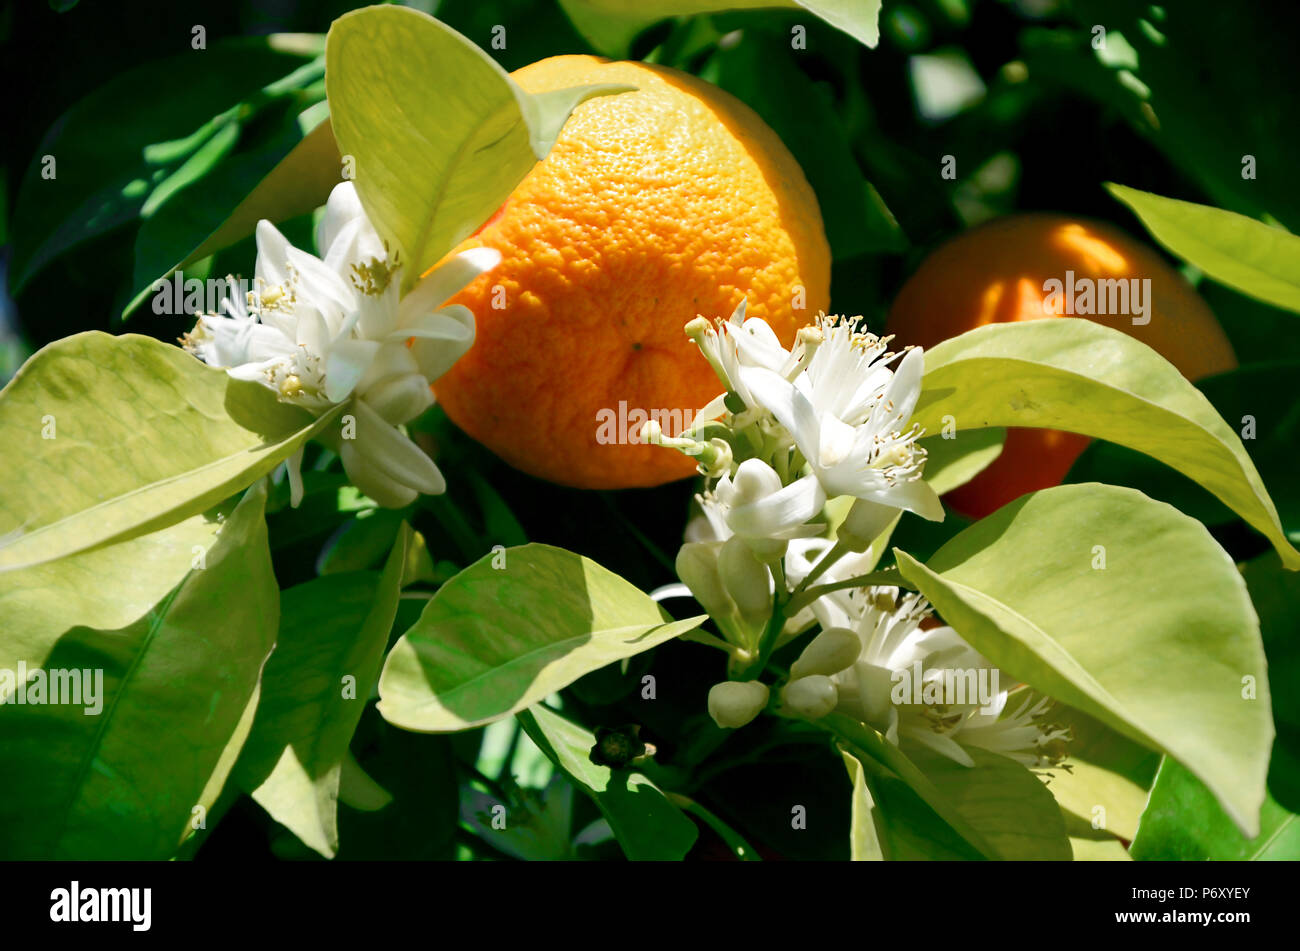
[433,55,830,488]
[886,213,1236,520]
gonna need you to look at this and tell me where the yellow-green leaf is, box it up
[895,483,1273,838]
[1108,183,1300,315]
[0,332,339,571]
[378,543,705,732]
[324,5,632,290]
[912,318,1300,567]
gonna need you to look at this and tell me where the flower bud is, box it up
[696,437,733,478]
[718,536,771,627]
[339,439,419,509]
[362,372,435,425]
[676,542,732,621]
[790,627,861,679]
[780,675,838,720]
[838,497,899,553]
[708,680,770,729]
[339,400,446,507]
[731,457,782,507]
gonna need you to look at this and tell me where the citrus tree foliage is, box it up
[2,1,1297,863]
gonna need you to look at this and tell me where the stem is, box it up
[681,628,735,654]
[665,793,762,861]
[742,597,788,681]
[785,568,911,616]
[461,763,508,801]
[789,538,850,598]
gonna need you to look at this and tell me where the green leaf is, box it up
[558,0,882,57]
[894,483,1273,837]
[1107,184,1300,315]
[908,746,1073,860]
[0,482,278,859]
[461,776,575,861]
[839,748,980,860]
[336,727,459,860]
[1064,811,1132,861]
[338,752,392,813]
[710,30,902,260]
[182,117,340,267]
[1066,361,1300,535]
[234,525,410,858]
[1042,704,1159,842]
[1131,758,1300,861]
[824,713,995,858]
[324,5,632,290]
[0,513,225,675]
[1241,552,1300,813]
[911,318,1300,567]
[0,332,341,571]
[518,705,698,861]
[841,749,884,860]
[1070,838,1132,861]
[124,101,338,318]
[9,35,324,293]
[378,543,706,732]
[1022,4,1300,229]
[663,792,761,860]
[317,508,407,575]
[919,427,1005,496]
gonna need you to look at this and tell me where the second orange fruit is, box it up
[886,213,1236,520]
[433,55,830,489]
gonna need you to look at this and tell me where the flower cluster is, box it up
[652,301,1070,771]
[783,539,1071,769]
[183,182,497,508]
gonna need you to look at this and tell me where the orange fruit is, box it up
[433,55,830,489]
[886,213,1236,520]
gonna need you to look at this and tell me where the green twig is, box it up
[785,568,911,615]
[665,793,762,861]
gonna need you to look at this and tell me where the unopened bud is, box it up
[838,497,898,553]
[790,627,861,679]
[781,675,838,719]
[718,536,772,626]
[696,437,734,478]
[731,457,782,506]
[708,680,770,729]
[676,542,730,621]
[362,372,435,425]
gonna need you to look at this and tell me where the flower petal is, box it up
[254,220,293,288]
[410,305,476,382]
[339,438,419,509]
[324,339,381,403]
[738,365,822,464]
[285,445,305,509]
[362,372,435,425]
[351,399,446,496]
[727,473,826,539]
[398,247,500,327]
